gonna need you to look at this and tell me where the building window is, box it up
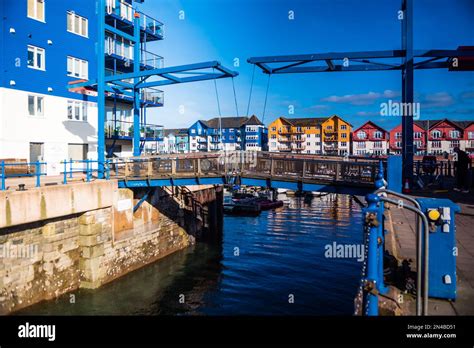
[468,132,474,140]
[357,131,367,139]
[341,125,347,130]
[414,132,422,139]
[395,132,402,139]
[67,100,88,121]
[67,11,88,37]
[395,141,402,148]
[67,56,88,79]
[341,133,347,139]
[28,95,44,116]
[27,0,45,22]
[374,141,383,148]
[431,141,441,148]
[356,142,366,149]
[431,130,442,139]
[450,140,460,148]
[449,130,460,139]
[373,131,383,139]
[27,45,45,70]
[340,142,347,147]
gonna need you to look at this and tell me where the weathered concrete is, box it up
[0,182,223,314]
[0,180,116,229]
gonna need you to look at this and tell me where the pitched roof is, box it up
[203,116,249,129]
[164,128,188,137]
[413,120,442,130]
[353,120,388,133]
[280,117,327,127]
[245,115,264,126]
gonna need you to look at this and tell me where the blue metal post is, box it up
[86,160,91,182]
[69,159,73,179]
[97,0,106,178]
[374,161,388,295]
[401,0,414,187]
[1,161,5,191]
[63,160,67,185]
[35,161,41,187]
[387,156,403,193]
[133,13,141,157]
[364,194,380,316]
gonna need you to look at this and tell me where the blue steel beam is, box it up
[133,14,141,157]
[104,24,137,42]
[97,0,106,178]
[138,73,229,89]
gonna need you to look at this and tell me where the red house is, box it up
[461,121,474,153]
[389,121,428,155]
[426,119,463,154]
[352,121,389,155]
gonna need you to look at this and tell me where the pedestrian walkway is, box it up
[386,190,474,315]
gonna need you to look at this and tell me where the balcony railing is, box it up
[141,88,164,105]
[105,119,163,140]
[106,0,164,38]
[105,37,164,69]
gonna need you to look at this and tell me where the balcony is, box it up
[292,136,305,142]
[197,138,208,144]
[278,137,291,142]
[105,37,164,71]
[105,119,163,141]
[277,145,292,152]
[105,0,164,42]
[278,128,291,135]
[210,137,221,143]
[466,140,474,149]
[141,88,164,106]
[291,144,306,151]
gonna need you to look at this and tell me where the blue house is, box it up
[188,115,267,152]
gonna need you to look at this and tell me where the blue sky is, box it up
[139,0,474,131]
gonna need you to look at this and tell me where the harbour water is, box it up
[18,194,364,316]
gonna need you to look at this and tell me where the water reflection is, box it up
[18,194,363,316]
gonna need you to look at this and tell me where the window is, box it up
[469,132,474,140]
[27,45,45,70]
[28,95,44,116]
[341,142,347,147]
[67,56,88,79]
[27,0,45,22]
[341,133,347,139]
[306,142,311,146]
[271,127,276,131]
[374,141,383,149]
[373,131,383,139]
[395,141,402,148]
[450,140,460,148]
[341,125,347,130]
[357,131,367,139]
[67,100,88,121]
[395,132,402,139]
[326,125,333,130]
[431,141,441,148]
[431,130,442,139]
[449,130,460,139]
[67,11,88,37]
[414,132,422,139]
[356,142,366,149]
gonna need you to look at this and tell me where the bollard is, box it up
[364,194,381,316]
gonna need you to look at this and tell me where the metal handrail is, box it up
[375,188,425,316]
[1,161,47,190]
[378,195,429,316]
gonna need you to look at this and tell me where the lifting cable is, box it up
[231,77,239,117]
[212,68,223,151]
[261,73,271,124]
[246,64,256,116]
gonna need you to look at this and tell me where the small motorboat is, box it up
[256,198,284,210]
[223,196,261,216]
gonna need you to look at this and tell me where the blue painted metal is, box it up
[386,156,403,193]
[401,0,414,186]
[364,193,381,316]
[416,198,460,300]
[133,13,141,156]
[1,161,5,191]
[98,0,106,178]
[133,189,155,213]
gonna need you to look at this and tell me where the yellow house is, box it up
[268,115,352,155]
[268,117,325,153]
[321,115,352,155]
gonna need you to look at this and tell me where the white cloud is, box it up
[321,90,400,106]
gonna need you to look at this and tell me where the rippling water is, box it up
[18,194,364,316]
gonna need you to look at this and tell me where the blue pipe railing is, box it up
[361,160,390,316]
[0,161,47,190]
[62,160,111,185]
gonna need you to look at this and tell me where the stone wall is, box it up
[0,182,222,314]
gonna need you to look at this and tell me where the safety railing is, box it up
[359,161,429,316]
[105,119,164,140]
[61,160,111,185]
[1,160,47,190]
